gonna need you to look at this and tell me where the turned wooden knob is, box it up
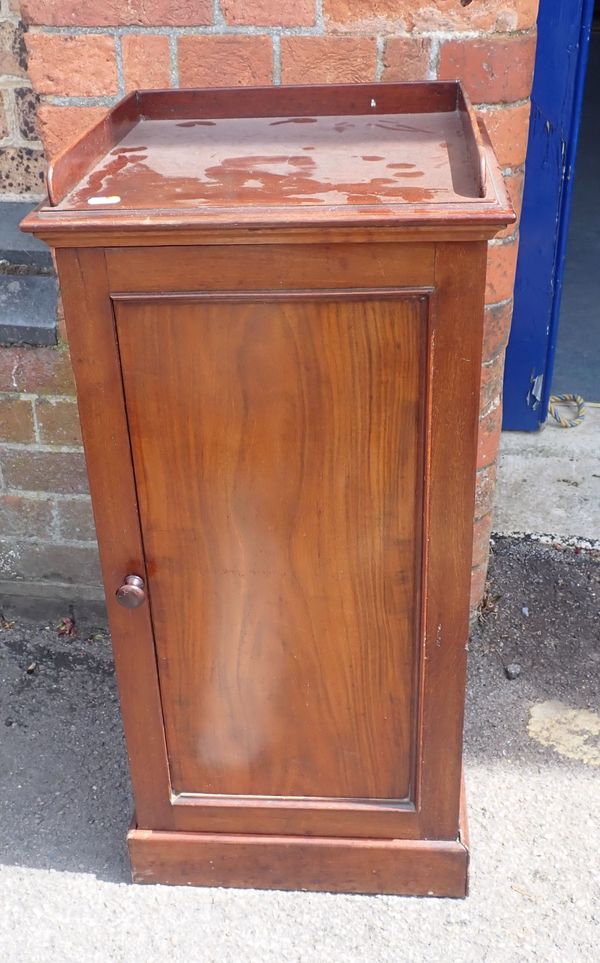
[116,574,146,608]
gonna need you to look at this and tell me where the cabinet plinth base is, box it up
[127,810,469,898]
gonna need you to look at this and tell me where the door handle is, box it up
[116,574,146,609]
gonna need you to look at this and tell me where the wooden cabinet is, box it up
[22,82,513,896]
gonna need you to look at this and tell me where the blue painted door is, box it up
[502,0,595,430]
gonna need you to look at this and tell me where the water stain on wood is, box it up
[60,111,479,210]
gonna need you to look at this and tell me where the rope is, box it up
[548,393,586,428]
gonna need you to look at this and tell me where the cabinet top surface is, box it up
[23,83,514,241]
[62,111,482,211]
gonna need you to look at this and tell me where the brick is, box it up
[324,0,539,32]
[35,398,82,446]
[36,105,106,161]
[497,168,524,239]
[14,86,40,143]
[0,19,27,78]
[324,0,401,23]
[222,0,315,26]
[474,461,497,522]
[485,237,519,304]
[122,34,171,93]
[55,497,97,541]
[21,1,212,27]
[477,400,502,469]
[26,34,118,97]
[438,34,536,104]
[0,146,46,193]
[0,347,76,396]
[482,299,513,362]
[281,37,376,85]
[382,37,431,82]
[0,493,54,538]
[1,449,88,494]
[0,539,101,584]
[470,561,489,612]
[478,101,530,169]
[479,351,506,414]
[0,397,35,443]
[472,512,494,568]
[178,36,273,88]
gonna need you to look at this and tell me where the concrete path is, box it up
[1,537,598,962]
[495,407,600,543]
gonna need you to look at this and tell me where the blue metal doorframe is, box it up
[502,0,595,430]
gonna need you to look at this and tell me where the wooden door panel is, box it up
[115,292,427,801]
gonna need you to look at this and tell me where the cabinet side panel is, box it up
[54,248,173,828]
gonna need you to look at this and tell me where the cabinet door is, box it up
[115,293,424,809]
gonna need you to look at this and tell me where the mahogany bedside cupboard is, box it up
[22,82,514,897]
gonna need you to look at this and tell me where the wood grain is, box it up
[128,823,469,897]
[54,248,173,828]
[139,81,459,123]
[168,792,421,840]
[416,240,488,838]
[458,85,487,197]
[106,242,434,293]
[116,293,426,800]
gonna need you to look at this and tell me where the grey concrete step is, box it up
[0,273,58,346]
[0,200,57,345]
[0,200,52,270]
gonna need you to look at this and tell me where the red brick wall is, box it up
[0,1,539,611]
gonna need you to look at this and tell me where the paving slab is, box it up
[495,408,600,543]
